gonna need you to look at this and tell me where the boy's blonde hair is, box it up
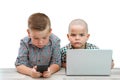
[28,13,51,31]
[68,19,88,33]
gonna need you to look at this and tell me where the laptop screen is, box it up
[66,49,112,76]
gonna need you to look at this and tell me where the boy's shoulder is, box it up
[21,36,31,43]
[85,43,99,49]
[49,33,60,43]
[60,43,71,53]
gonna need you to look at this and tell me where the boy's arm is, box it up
[61,53,67,68]
[61,48,67,68]
[62,62,66,68]
[16,65,42,78]
[42,64,60,78]
[16,65,32,76]
[15,39,31,75]
[111,60,115,69]
[48,64,60,74]
[15,39,42,78]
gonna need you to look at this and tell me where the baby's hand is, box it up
[30,66,42,78]
[42,68,51,78]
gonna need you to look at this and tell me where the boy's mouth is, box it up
[74,42,81,44]
[37,45,44,48]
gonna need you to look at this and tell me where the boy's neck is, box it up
[71,44,86,49]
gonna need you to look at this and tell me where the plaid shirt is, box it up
[15,33,61,67]
[60,43,99,63]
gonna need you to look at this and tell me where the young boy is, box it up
[15,13,61,78]
[60,19,114,68]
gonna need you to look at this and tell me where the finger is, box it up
[33,66,37,69]
[43,71,51,78]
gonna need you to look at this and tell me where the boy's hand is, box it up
[111,60,115,69]
[30,66,42,78]
[42,68,51,78]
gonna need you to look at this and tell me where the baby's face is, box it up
[27,28,51,48]
[67,25,90,49]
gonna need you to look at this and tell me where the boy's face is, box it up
[27,28,52,48]
[67,25,90,49]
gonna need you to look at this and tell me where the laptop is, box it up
[66,49,112,76]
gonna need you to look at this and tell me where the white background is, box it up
[0,0,120,68]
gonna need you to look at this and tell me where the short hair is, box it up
[28,13,51,31]
[68,19,88,33]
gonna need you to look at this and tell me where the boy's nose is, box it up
[38,40,43,44]
[75,35,80,39]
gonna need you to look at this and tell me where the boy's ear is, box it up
[27,29,30,37]
[87,34,90,39]
[67,34,69,38]
[49,28,52,33]
[67,34,71,40]
[49,28,52,35]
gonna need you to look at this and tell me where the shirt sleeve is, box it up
[15,39,29,67]
[60,47,67,63]
[50,39,61,67]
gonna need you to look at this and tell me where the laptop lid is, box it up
[66,49,112,76]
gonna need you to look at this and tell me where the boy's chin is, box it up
[73,45,83,49]
[36,45,45,48]
[73,46,81,49]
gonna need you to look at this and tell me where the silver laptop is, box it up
[66,49,112,76]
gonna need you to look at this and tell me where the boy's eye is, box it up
[34,38,39,40]
[43,37,47,39]
[70,34,76,36]
[79,34,85,37]
[70,34,85,37]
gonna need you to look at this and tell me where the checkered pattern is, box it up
[15,33,61,67]
[60,43,99,63]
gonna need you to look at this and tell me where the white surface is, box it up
[0,0,120,68]
[0,68,120,80]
